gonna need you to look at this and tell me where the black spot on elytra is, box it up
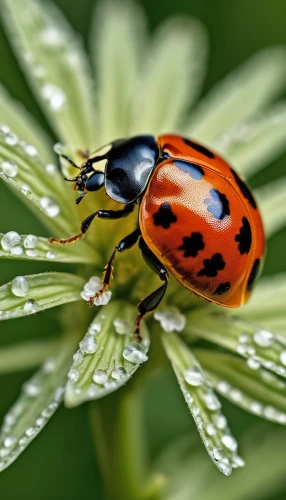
[247,258,261,290]
[183,138,215,159]
[213,282,231,295]
[153,203,177,229]
[231,168,257,209]
[197,253,226,277]
[235,217,252,255]
[178,232,205,257]
[204,188,230,220]
[174,160,204,180]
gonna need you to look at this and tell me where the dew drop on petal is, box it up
[4,436,17,449]
[154,306,186,332]
[206,423,216,436]
[112,367,127,380]
[221,434,238,452]
[92,369,108,385]
[40,196,60,217]
[41,83,66,111]
[5,132,18,146]
[218,459,232,476]
[21,184,32,196]
[68,368,79,383]
[25,427,36,437]
[73,351,84,364]
[26,249,38,258]
[46,250,57,260]
[203,392,221,411]
[11,276,30,297]
[40,27,64,46]
[232,456,245,468]
[10,245,23,256]
[23,381,40,397]
[88,322,102,335]
[113,318,132,335]
[184,366,204,386]
[213,414,227,430]
[1,231,21,251]
[79,335,98,354]
[53,142,64,155]
[1,160,18,177]
[45,163,57,175]
[250,401,263,415]
[23,299,39,314]
[254,329,274,347]
[25,144,38,157]
[123,342,148,364]
[24,234,38,249]
[247,356,260,370]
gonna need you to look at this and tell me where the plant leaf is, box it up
[194,349,286,425]
[254,177,286,238]
[0,128,80,236]
[214,102,286,179]
[135,16,207,135]
[186,47,286,144]
[162,332,243,476]
[2,0,96,149]
[184,311,286,379]
[0,84,54,162]
[0,272,84,320]
[65,300,150,407]
[234,273,286,335]
[0,233,98,264]
[0,339,61,374]
[91,1,146,144]
[0,341,74,472]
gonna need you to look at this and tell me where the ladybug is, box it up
[50,134,265,340]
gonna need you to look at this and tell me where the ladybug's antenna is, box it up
[61,154,80,169]
[64,177,77,182]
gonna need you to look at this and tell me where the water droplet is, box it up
[218,459,232,476]
[229,389,242,402]
[24,380,40,397]
[11,276,30,297]
[53,143,64,155]
[213,447,224,461]
[45,163,57,175]
[5,132,18,146]
[24,234,38,249]
[1,160,18,177]
[43,358,56,373]
[280,351,286,366]
[104,380,117,390]
[19,437,28,446]
[154,306,186,332]
[40,196,60,217]
[221,434,238,452]
[232,456,245,468]
[112,367,127,380]
[79,335,98,354]
[203,392,221,411]
[250,401,263,415]
[263,406,278,420]
[24,299,39,314]
[26,249,38,257]
[247,356,260,370]
[10,245,23,256]
[0,125,10,134]
[238,333,249,343]
[54,386,65,402]
[36,416,46,427]
[25,144,38,157]
[68,368,79,383]
[1,231,21,251]
[41,83,66,111]
[88,322,102,335]
[184,366,205,386]
[254,329,274,347]
[21,184,32,196]
[113,318,132,335]
[92,369,108,385]
[33,64,46,78]
[73,351,84,364]
[46,250,57,260]
[217,381,230,394]
[25,427,36,437]
[40,27,64,46]
[123,342,148,364]
[213,414,227,430]
[4,436,17,449]
[206,423,216,436]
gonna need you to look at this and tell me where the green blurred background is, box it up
[0,0,285,499]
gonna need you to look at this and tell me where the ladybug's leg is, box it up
[88,227,140,306]
[135,237,169,341]
[49,203,135,245]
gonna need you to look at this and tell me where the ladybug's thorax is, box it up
[105,135,158,204]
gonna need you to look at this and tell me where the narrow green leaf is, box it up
[0,84,54,162]
[254,177,286,238]
[186,47,286,144]
[214,102,286,179]
[0,128,80,236]
[232,273,286,335]
[0,342,74,473]
[2,0,96,149]
[0,339,61,374]
[194,349,286,425]
[0,272,84,320]
[65,301,150,407]
[0,232,98,264]
[184,311,286,379]
[162,332,243,476]
[91,1,146,143]
[135,16,207,135]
